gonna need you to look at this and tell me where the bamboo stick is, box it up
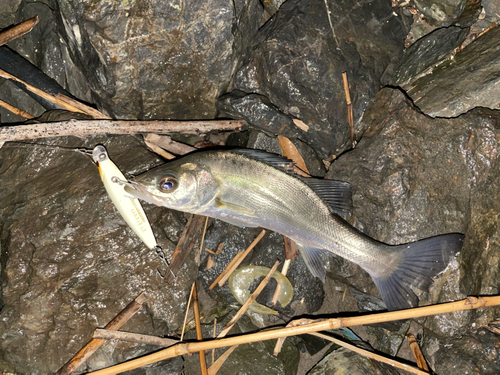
[217,229,267,287]
[342,72,355,148]
[87,296,500,374]
[0,119,245,143]
[0,99,34,119]
[311,332,428,375]
[93,329,178,347]
[407,333,430,371]
[0,15,39,46]
[193,284,208,375]
[56,292,147,375]
[218,260,281,338]
[55,93,111,119]
[0,68,87,114]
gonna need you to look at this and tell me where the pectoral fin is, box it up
[296,244,329,282]
[214,198,259,227]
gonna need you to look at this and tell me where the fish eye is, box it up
[158,174,178,192]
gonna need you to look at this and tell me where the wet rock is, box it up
[392,25,468,86]
[308,347,399,375]
[0,136,198,373]
[219,0,410,159]
[327,87,500,368]
[412,0,481,27]
[403,25,500,118]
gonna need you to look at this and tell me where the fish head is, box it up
[124,158,219,213]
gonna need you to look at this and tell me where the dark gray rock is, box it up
[327,87,500,369]
[0,136,197,373]
[412,0,481,27]
[220,0,410,159]
[403,25,500,118]
[308,347,399,375]
[392,25,468,86]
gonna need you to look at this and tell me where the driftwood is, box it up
[0,16,39,46]
[93,329,178,348]
[407,333,430,371]
[87,296,500,374]
[0,119,245,143]
[56,292,147,375]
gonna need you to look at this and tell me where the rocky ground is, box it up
[1,0,500,373]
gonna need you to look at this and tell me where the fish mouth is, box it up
[123,181,165,207]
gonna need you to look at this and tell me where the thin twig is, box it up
[0,15,39,46]
[0,99,34,119]
[218,260,280,338]
[217,229,267,287]
[0,119,245,143]
[193,284,208,375]
[55,93,110,119]
[87,296,500,374]
[311,332,428,375]
[180,283,196,341]
[56,292,147,375]
[407,333,430,371]
[93,329,178,347]
[342,72,356,148]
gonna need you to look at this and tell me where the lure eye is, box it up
[158,174,178,192]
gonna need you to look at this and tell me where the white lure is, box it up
[92,145,157,249]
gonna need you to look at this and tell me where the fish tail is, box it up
[371,233,464,311]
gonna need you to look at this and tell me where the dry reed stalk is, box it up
[56,292,147,375]
[144,134,196,155]
[208,251,243,290]
[144,140,176,159]
[342,71,355,148]
[180,283,196,341]
[87,296,500,374]
[55,94,110,119]
[216,229,267,287]
[0,68,86,114]
[407,333,430,371]
[311,332,428,375]
[0,119,245,143]
[207,345,238,375]
[212,318,217,365]
[218,260,280,338]
[0,99,34,119]
[0,15,39,46]
[93,329,178,347]
[192,284,208,375]
[197,216,209,262]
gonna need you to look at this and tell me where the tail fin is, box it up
[371,233,464,311]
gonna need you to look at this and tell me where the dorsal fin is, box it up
[301,178,352,217]
[232,148,352,216]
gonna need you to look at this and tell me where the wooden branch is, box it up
[0,98,34,119]
[218,260,280,338]
[0,119,245,143]
[407,333,430,371]
[193,284,208,375]
[0,68,86,114]
[56,292,147,375]
[0,16,39,46]
[311,332,428,375]
[87,296,500,374]
[342,72,355,148]
[216,229,267,287]
[55,93,110,119]
[93,329,178,347]
[164,215,207,283]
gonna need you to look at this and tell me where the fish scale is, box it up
[125,148,464,311]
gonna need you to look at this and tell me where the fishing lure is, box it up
[92,145,158,250]
[229,265,294,315]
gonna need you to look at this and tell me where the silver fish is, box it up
[125,149,464,310]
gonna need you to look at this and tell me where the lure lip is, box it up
[123,181,166,207]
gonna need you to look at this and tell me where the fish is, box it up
[124,148,464,311]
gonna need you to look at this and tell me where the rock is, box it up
[308,347,399,375]
[0,136,198,373]
[403,25,500,118]
[327,87,500,369]
[219,0,411,159]
[392,25,468,86]
[412,0,481,27]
